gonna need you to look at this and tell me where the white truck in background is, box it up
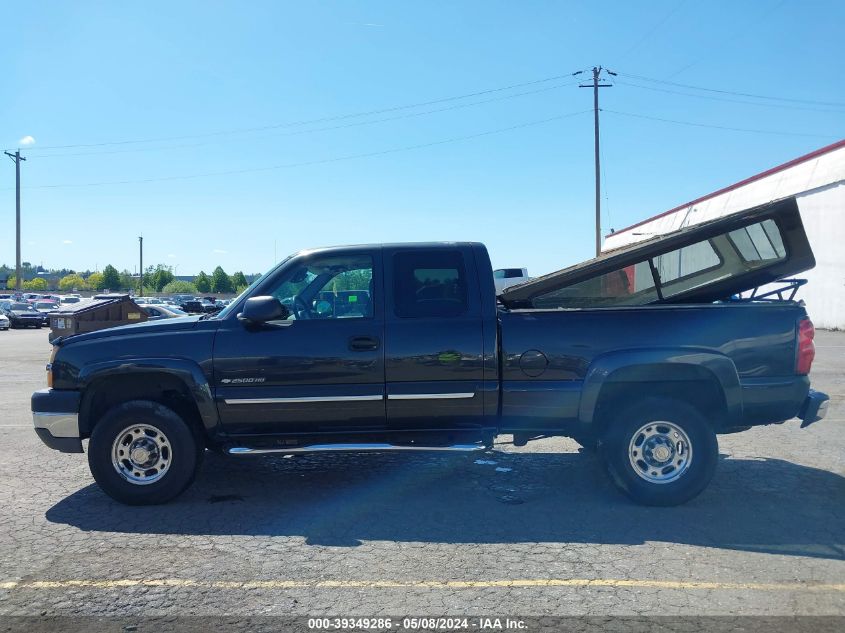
[493,268,530,294]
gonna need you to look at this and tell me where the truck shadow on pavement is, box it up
[46,450,845,560]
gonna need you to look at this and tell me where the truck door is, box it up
[383,246,489,436]
[213,249,385,436]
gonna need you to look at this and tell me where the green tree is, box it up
[210,266,233,293]
[86,272,103,290]
[5,276,16,290]
[162,280,198,294]
[149,265,175,292]
[23,277,49,291]
[101,265,121,291]
[230,271,247,290]
[59,274,87,291]
[194,271,211,293]
[118,270,135,291]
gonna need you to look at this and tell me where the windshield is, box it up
[11,303,34,311]
[215,273,265,319]
[213,256,295,320]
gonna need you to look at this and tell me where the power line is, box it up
[615,71,845,108]
[602,108,837,138]
[664,0,789,78]
[613,78,845,113]
[620,0,690,59]
[7,71,586,153]
[27,80,582,159]
[8,110,592,191]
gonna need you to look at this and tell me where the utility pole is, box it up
[4,150,26,291]
[578,67,615,256]
[138,236,144,295]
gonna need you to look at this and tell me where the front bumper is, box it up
[12,317,42,327]
[799,389,830,428]
[31,388,82,453]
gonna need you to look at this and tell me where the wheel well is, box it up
[80,373,204,439]
[592,377,728,438]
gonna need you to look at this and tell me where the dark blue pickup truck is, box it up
[32,198,829,506]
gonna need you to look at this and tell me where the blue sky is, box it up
[2,0,843,277]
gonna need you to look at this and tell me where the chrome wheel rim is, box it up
[111,423,171,485]
[628,421,692,484]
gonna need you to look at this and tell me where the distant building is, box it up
[603,140,845,329]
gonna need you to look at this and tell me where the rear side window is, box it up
[728,219,786,263]
[532,261,658,309]
[653,240,721,284]
[393,251,468,318]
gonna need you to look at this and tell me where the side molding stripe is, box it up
[223,393,476,405]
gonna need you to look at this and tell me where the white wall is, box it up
[790,184,845,329]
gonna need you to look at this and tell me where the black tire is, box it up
[88,400,202,505]
[602,397,718,506]
[571,434,598,453]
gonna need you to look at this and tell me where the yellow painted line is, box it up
[1,578,844,592]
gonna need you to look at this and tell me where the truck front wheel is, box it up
[602,398,718,506]
[88,400,202,505]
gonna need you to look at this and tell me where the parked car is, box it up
[0,314,9,331]
[59,296,82,305]
[198,298,220,314]
[34,301,60,325]
[179,300,206,314]
[171,294,196,306]
[493,267,530,294]
[137,304,188,320]
[2,301,43,328]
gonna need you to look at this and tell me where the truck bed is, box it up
[498,301,809,434]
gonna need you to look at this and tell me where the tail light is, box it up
[796,318,815,375]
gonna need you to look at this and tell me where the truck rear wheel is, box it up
[602,397,718,506]
[88,400,201,505]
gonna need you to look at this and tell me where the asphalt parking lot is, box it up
[0,326,842,619]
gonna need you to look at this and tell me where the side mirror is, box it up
[237,296,289,325]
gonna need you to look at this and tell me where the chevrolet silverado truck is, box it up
[32,197,829,506]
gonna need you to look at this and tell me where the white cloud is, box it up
[212,249,227,254]
[62,239,72,244]
[19,135,35,146]
[167,253,177,259]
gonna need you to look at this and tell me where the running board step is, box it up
[227,443,487,455]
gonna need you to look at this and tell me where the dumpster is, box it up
[49,294,148,342]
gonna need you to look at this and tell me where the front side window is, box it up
[393,251,468,318]
[266,254,374,320]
